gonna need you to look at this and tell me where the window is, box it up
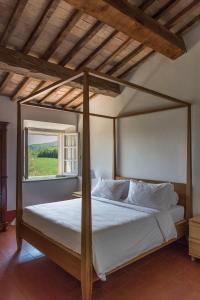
[24,121,79,180]
[63,134,78,175]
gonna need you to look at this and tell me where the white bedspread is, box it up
[23,197,178,280]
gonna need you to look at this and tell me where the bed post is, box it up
[112,118,117,179]
[81,70,93,300]
[186,104,192,219]
[16,102,23,251]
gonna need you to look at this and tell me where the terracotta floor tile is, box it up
[0,226,200,300]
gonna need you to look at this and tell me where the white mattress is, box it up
[23,198,183,279]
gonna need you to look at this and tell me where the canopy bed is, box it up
[16,69,192,300]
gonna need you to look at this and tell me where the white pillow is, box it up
[92,179,129,201]
[126,180,178,210]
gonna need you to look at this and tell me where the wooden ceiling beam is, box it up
[52,87,75,105]
[0,0,28,46]
[139,0,155,11]
[166,0,200,29]
[64,0,186,59]
[105,0,183,77]
[118,2,200,79]
[20,71,83,103]
[108,1,198,79]
[73,93,96,109]
[43,29,118,104]
[0,46,120,96]
[177,14,200,35]
[2,0,60,97]
[0,0,29,90]
[11,8,83,101]
[71,2,199,108]
[119,50,155,78]
[59,21,104,66]
[0,73,13,93]
[153,0,181,20]
[64,91,83,107]
[93,1,176,78]
[77,29,118,69]
[107,44,145,75]
[96,37,132,72]
[12,15,100,101]
[41,21,109,104]
[66,43,146,107]
[22,0,61,54]
[42,9,83,60]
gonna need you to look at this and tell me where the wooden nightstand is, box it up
[189,216,200,261]
[72,191,82,198]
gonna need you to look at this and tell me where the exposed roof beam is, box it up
[63,91,83,107]
[0,73,13,93]
[107,44,145,75]
[0,46,120,96]
[106,0,197,79]
[1,0,60,96]
[73,1,199,108]
[0,0,28,46]
[59,21,104,66]
[0,0,29,90]
[22,0,61,54]
[64,0,186,59]
[97,38,132,72]
[119,51,155,78]
[178,14,200,35]
[153,0,181,20]
[41,28,118,103]
[77,29,118,69]
[66,44,149,107]
[20,71,83,103]
[42,9,83,60]
[139,0,155,11]
[73,93,96,109]
[11,8,83,101]
[166,0,200,29]
[62,37,133,107]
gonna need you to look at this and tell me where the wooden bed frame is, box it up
[16,69,192,300]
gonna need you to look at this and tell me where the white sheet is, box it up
[169,205,184,223]
[23,197,182,280]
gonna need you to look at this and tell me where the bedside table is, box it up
[72,191,82,198]
[189,216,200,261]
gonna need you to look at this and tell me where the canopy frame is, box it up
[16,69,192,300]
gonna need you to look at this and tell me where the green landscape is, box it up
[28,141,58,177]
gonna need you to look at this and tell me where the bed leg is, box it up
[81,279,93,300]
[16,236,22,251]
[16,230,22,252]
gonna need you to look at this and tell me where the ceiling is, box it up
[0,0,199,110]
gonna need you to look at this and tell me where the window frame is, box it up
[24,128,79,180]
[62,132,79,176]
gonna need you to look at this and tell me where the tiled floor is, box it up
[0,226,200,300]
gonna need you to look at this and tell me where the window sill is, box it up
[23,175,78,183]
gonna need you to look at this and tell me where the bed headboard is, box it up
[115,176,186,211]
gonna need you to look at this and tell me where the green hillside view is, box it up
[28,141,58,177]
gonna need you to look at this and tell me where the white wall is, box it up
[85,23,200,215]
[118,108,187,182]
[77,115,113,190]
[0,96,79,210]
